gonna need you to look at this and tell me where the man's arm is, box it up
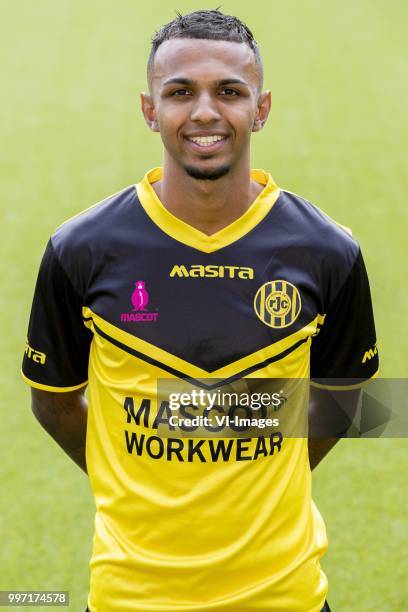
[308,386,360,470]
[308,437,339,471]
[31,387,88,474]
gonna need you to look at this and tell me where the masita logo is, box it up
[120,280,158,323]
[25,341,46,364]
[170,264,254,279]
[254,280,301,329]
[362,343,378,364]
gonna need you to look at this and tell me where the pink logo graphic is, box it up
[132,280,149,311]
[120,280,158,323]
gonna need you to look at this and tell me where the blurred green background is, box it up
[1,1,407,610]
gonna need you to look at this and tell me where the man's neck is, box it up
[151,158,264,236]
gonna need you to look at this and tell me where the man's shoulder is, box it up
[51,185,137,256]
[47,185,141,295]
[277,188,360,265]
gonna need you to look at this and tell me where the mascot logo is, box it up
[132,280,149,311]
[254,281,301,329]
[120,280,158,323]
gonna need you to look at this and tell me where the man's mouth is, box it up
[187,135,226,147]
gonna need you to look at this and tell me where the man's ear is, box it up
[140,92,159,132]
[252,91,272,132]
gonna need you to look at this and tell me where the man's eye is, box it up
[171,89,192,96]
[220,88,239,96]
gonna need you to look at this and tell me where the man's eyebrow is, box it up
[162,78,195,86]
[217,78,248,87]
[162,77,249,87]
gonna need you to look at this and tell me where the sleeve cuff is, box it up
[310,369,379,391]
[21,370,88,393]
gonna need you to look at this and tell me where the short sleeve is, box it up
[22,240,93,392]
[310,248,379,386]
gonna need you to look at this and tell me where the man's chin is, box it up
[184,164,230,181]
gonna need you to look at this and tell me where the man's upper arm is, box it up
[308,246,378,448]
[310,247,379,387]
[31,386,87,424]
[22,239,92,392]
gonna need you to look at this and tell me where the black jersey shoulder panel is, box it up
[274,190,361,311]
[50,185,175,299]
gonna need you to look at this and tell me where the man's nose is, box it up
[190,92,222,123]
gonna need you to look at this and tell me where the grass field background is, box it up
[1,1,407,610]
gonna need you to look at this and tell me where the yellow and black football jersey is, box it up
[22,168,378,612]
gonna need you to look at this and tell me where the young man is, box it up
[22,10,378,612]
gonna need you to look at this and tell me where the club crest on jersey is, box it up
[254,281,301,329]
[120,280,158,323]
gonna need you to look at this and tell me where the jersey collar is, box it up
[136,167,280,253]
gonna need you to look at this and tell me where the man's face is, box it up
[142,39,271,180]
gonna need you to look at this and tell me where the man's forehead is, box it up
[151,38,259,86]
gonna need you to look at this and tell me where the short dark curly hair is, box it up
[147,9,263,89]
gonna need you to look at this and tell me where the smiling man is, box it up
[141,24,270,234]
[22,9,378,612]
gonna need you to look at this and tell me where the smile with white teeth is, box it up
[188,135,225,147]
